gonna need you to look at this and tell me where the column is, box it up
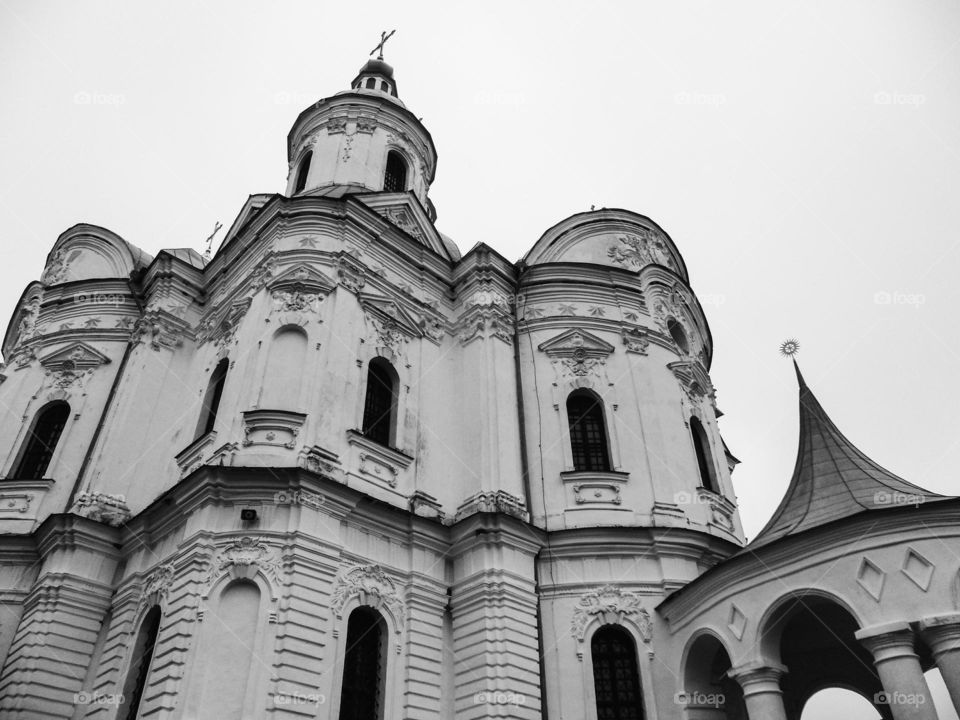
[728,661,789,720]
[856,621,939,720]
[920,613,960,715]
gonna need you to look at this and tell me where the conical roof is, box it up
[748,362,950,549]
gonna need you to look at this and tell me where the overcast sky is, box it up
[1,2,958,716]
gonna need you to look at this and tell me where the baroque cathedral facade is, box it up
[0,56,958,720]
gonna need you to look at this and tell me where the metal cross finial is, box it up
[370,30,396,61]
[203,221,223,260]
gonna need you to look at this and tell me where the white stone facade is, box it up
[0,58,956,720]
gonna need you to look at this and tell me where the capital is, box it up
[727,661,788,697]
[855,621,917,664]
[919,613,960,659]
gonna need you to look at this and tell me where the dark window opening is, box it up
[338,607,386,720]
[567,390,611,472]
[12,401,70,480]
[294,151,312,194]
[196,358,229,438]
[690,417,718,493]
[362,359,396,447]
[667,318,689,354]
[120,606,162,720]
[383,151,407,193]
[365,78,376,89]
[592,625,645,720]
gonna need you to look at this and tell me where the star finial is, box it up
[779,338,800,358]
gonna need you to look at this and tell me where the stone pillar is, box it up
[856,621,939,720]
[449,515,543,720]
[920,613,960,715]
[728,661,788,720]
[0,517,121,719]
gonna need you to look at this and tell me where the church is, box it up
[0,50,957,720]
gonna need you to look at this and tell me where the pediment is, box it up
[266,263,336,295]
[222,194,272,246]
[39,342,110,371]
[667,360,714,400]
[538,328,615,358]
[357,293,423,338]
[356,194,453,260]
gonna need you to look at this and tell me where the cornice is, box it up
[657,499,960,630]
[34,513,122,560]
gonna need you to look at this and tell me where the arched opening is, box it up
[762,594,886,719]
[690,417,719,493]
[682,633,746,719]
[591,625,645,719]
[383,150,407,192]
[196,358,229,438]
[11,401,70,479]
[567,389,611,472]
[118,605,161,720]
[294,151,312,194]
[362,358,398,447]
[195,579,261,718]
[800,688,883,719]
[338,606,387,720]
[667,318,689,354]
[261,326,308,410]
[365,77,376,89]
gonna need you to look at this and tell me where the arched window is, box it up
[592,625,645,720]
[12,401,70,479]
[690,417,718,493]
[262,327,308,410]
[383,151,407,193]
[365,78,376,89]
[194,580,261,718]
[118,605,161,720]
[196,358,229,438]
[362,358,397,447]
[339,607,387,720]
[294,151,312,194]
[667,318,689,354]
[567,390,611,472]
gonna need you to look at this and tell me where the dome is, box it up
[359,58,394,78]
[351,57,399,98]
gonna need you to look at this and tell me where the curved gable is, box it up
[42,224,153,285]
[523,209,688,281]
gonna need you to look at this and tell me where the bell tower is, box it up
[284,44,438,220]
